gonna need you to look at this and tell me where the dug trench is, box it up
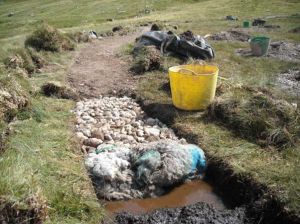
[68,28,299,224]
[136,98,299,224]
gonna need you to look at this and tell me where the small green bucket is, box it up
[243,21,250,28]
[250,36,271,56]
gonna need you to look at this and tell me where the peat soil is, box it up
[114,202,247,224]
[68,28,300,224]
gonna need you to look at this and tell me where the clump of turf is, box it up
[0,67,30,122]
[206,86,300,149]
[41,81,78,100]
[25,24,75,52]
[26,48,45,69]
[0,195,48,224]
[67,31,91,43]
[4,48,45,74]
[131,46,162,75]
[150,22,178,31]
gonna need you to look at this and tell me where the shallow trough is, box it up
[73,95,299,224]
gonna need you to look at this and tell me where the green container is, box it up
[243,21,250,28]
[250,36,271,56]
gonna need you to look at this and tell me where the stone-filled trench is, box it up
[73,95,300,224]
[74,97,207,199]
[73,96,250,223]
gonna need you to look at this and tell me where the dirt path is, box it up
[68,30,144,98]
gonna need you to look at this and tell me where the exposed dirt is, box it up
[0,196,48,224]
[268,41,300,61]
[277,69,300,96]
[236,41,300,62]
[113,202,247,224]
[210,27,281,43]
[209,30,250,42]
[41,81,78,100]
[68,31,144,98]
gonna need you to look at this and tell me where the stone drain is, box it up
[74,96,182,150]
[73,96,223,214]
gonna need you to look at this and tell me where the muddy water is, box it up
[106,180,225,215]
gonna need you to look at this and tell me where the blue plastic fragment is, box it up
[187,144,206,175]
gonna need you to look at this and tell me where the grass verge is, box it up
[0,96,103,223]
[0,27,103,222]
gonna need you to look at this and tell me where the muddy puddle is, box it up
[105,179,225,215]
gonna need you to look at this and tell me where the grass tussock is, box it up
[25,24,75,52]
[0,98,104,223]
[4,48,45,75]
[206,86,300,149]
[0,195,48,224]
[131,46,162,75]
[41,81,78,100]
[0,67,30,123]
[67,31,91,44]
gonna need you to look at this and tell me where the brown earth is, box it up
[68,30,146,98]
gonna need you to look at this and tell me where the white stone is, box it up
[82,129,91,137]
[76,132,88,141]
[136,130,144,137]
[144,127,160,137]
[145,118,157,126]
[73,96,186,147]
[104,134,113,141]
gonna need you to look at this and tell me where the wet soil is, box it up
[106,180,225,215]
[114,202,247,224]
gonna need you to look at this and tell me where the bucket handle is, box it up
[178,68,212,76]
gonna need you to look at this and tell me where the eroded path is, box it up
[68,31,141,97]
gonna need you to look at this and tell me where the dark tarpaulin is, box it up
[134,30,215,60]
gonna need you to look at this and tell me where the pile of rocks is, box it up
[74,96,179,153]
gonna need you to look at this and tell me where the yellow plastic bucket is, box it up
[169,64,219,110]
